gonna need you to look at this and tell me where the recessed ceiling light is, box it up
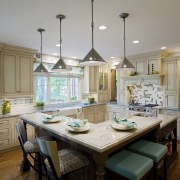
[73,56,77,59]
[99,26,107,30]
[110,56,115,59]
[161,46,167,50]
[53,53,58,56]
[133,40,139,44]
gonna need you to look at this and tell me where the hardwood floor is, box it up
[0,142,180,180]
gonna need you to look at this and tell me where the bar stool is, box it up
[105,150,153,180]
[128,140,167,180]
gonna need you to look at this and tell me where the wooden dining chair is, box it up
[37,137,89,180]
[16,120,40,173]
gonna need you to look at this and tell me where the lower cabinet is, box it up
[0,118,12,150]
[82,104,106,123]
[159,109,180,140]
[98,90,109,103]
[0,116,35,151]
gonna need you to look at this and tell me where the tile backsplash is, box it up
[127,83,163,105]
[0,97,34,106]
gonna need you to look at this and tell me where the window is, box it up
[35,75,80,104]
[36,76,48,102]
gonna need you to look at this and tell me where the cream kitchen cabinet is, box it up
[0,116,35,152]
[162,56,180,108]
[82,104,106,123]
[98,65,110,103]
[128,51,162,75]
[0,117,12,151]
[0,44,36,98]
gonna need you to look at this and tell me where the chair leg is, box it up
[20,154,30,172]
[38,154,42,180]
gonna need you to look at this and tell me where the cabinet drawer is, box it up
[95,105,105,112]
[83,106,95,113]
[0,119,11,126]
[0,128,11,139]
[0,139,11,150]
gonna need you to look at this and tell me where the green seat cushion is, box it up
[105,150,153,180]
[128,140,167,162]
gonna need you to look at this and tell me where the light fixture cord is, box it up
[91,0,94,49]
[59,17,62,59]
[40,30,43,64]
[123,17,126,58]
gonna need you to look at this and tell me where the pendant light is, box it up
[52,14,68,70]
[34,28,48,73]
[80,0,106,66]
[116,13,134,69]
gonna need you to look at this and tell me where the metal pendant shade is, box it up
[80,0,106,66]
[116,13,134,69]
[52,14,68,71]
[34,28,48,73]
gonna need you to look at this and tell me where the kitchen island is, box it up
[21,113,177,180]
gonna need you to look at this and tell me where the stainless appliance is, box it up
[128,103,159,117]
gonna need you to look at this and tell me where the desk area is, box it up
[21,113,177,180]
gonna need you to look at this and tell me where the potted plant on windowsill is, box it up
[36,101,45,111]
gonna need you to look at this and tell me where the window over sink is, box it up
[35,75,81,104]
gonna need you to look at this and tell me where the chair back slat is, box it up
[37,137,61,177]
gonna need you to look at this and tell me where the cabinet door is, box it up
[83,112,95,123]
[147,58,160,74]
[163,61,177,92]
[0,118,12,150]
[0,53,34,97]
[133,60,146,75]
[19,55,33,95]
[164,94,179,108]
[1,53,18,96]
[82,106,95,123]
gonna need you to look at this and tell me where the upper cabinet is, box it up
[83,66,98,93]
[0,43,37,98]
[99,66,108,91]
[117,51,167,104]
[83,64,110,103]
[98,65,110,103]
[129,51,163,75]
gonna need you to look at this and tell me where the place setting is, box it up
[66,119,90,133]
[41,112,63,123]
[111,118,137,131]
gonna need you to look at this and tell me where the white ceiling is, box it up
[0,0,180,61]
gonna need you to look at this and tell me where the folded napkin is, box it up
[67,119,88,128]
[43,114,53,119]
[113,118,137,128]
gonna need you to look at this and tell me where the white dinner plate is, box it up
[43,116,61,123]
[111,122,136,131]
[66,124,90,132]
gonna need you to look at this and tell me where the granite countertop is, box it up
[21,113,163,153]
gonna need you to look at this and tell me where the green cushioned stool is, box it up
[105,150,153,180]
[128,140,168,180]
